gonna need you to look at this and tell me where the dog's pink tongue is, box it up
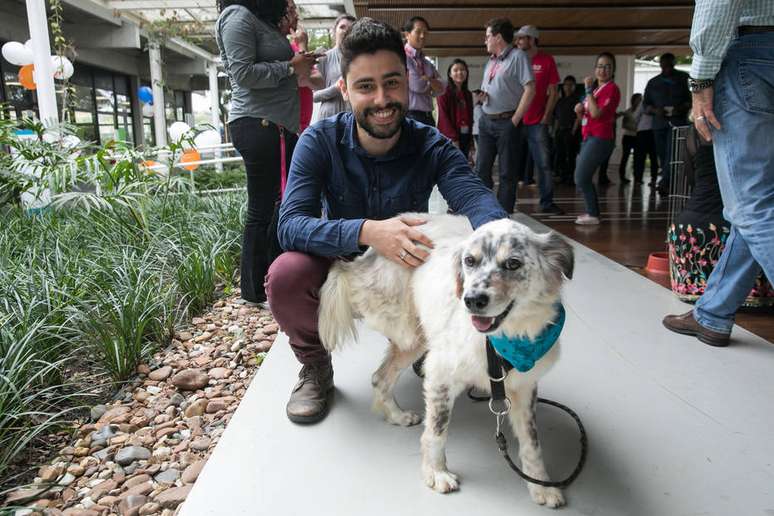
[471,316,494,332]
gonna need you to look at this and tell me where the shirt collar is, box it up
[491,44,513,61]
[405,44,422,59]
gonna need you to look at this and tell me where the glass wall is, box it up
[0,47,135,146]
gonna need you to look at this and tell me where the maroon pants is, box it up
[265,252,334,365]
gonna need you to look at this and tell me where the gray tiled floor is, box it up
[180,216,774,516]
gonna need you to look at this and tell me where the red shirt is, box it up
[582,81,621,140]
[291,41,313,132]
[437,86,473,141]
[523,51,560,126]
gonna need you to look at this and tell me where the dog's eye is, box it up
[463,255,476,267]
[504,257,523,271]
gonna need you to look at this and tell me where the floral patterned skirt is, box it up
[668,223,774,307]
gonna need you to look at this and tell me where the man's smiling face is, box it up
[341,49,408,140]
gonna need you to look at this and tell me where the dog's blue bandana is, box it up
[488,304,565,373]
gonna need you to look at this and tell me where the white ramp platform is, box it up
[180,216,774,516]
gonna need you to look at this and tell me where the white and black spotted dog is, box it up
[319,213,574,508]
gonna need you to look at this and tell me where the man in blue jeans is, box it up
[662,1,774,346]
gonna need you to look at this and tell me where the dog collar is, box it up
[487,304,565,373]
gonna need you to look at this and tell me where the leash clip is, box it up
[488,396,511,417]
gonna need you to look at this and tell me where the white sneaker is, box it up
[574,214,601,225]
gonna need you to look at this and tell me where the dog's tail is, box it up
[318,265,358,351]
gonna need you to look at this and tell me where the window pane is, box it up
[98,113,114,125]
[74,110,93,124]
[95,88,115,114]
[99,125,117,142]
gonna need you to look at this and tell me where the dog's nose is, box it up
[464,293,489,310]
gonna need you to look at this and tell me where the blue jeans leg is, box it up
[574,137,614,217]
[694,31,774,333]
[475,116,498,190]
[527,124,555,209]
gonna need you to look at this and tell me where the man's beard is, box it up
[355,102,406,140]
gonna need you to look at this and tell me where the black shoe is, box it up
[541,204,565,215]
[620,178,631,184]
[286,359,334,424]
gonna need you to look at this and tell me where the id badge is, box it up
[581,117,588,126]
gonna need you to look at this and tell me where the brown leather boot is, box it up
[286,359,334,424]
[662,310,730,347]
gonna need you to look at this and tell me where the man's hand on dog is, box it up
[359,216,434,268]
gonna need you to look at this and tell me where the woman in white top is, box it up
[311,14,355,121]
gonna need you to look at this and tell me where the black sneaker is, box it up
[541,204,565,215]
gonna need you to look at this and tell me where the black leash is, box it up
[473,338,587,489]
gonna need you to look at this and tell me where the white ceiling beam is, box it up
[108,0,215,10]
[62,0,122,25]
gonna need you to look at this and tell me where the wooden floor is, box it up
[515,175,774,343]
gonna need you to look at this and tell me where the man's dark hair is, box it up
[340,18,407,78]
[333,13,355,31]
[564,75,576,84]
[486,18,514,44]
[660,53,676,63]
[217,0,287,26]
[402,16,429,33]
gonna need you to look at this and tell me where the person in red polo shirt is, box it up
[573,52,621,225]
[515,25,563,214]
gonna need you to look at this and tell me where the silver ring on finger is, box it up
[399,249,407,260]
[695,115,706,121]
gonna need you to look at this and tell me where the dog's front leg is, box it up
[507,384,565,508]
[420,379,462,493]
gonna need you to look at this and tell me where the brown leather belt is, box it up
[739,25,774,36]
[485,111,515,120]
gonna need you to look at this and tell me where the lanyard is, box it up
[487,46,512,84]
[405,44,425,77]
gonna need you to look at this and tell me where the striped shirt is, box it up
[689,0,774,80]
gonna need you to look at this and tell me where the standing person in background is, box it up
[553,75,581,185]
[633,100,659,185]
[617,93,642,185]
[312,14,355,122]
[515,25,563,214]
[662,1,774,347]
[285,2,313,133]
[402,16,445,126]
[643,53,691,195]
[437,59,474,159]
[471,91,484,165]
[216,0,315,305]
[475,17,535,214]
[573,52,621,225]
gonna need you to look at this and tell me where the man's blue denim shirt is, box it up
[278,112,508,256]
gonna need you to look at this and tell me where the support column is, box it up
[129,75,144,147]
[25,0,58,126]
[149,41,167,146]
[208,61,223,172]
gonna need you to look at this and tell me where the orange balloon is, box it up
[180,149,201,171]
[19,64,36,90]
[143,160,159,173]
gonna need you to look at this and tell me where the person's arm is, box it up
[435,91,457,142]
[435,139,509,227]
[511,81,535,127]
[278,130,365,256]
[220,14,295,90]
[541,84,559,125]
[313,83,342,103]
[307,69,325,90]
[689,0,745,80]
[427,63,446,96]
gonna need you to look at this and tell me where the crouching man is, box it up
[266,18,508,424]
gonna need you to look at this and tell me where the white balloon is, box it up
[168,121,192,142]
[24,39,34,54]
[142,103,154,117]
[51,55,74,80]
[2,41,33,66]
[194,129,221,150]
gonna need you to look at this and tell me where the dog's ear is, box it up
[542,232,574,280]
[452,246,464,299]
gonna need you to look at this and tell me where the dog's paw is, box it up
[529,485,565,508]
[423,468,460,494]
[389,410,422,427]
